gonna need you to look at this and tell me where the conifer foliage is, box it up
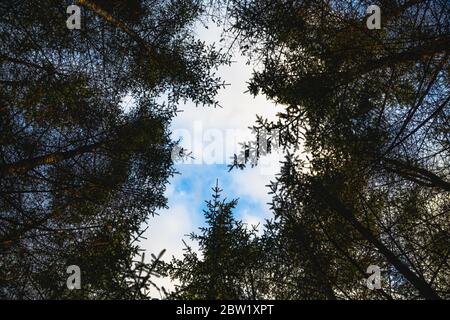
[161,182,266,299]
[0,0,226,298]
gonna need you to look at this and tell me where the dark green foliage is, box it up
[1,0,448,301]
[223,0,449,299]
[0,0,227,299]
[161,183,268,299]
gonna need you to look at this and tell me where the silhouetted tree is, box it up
[226,0,448,299]
[0,0,227,299]
[161,183,268,299]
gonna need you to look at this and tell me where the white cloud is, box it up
[140,202,198,296]
[171,24,279,137]
[139,22,285,298]
[229,153,283,207]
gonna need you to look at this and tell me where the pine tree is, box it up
[161,182,266,299]
[0,0,227,299]
[224,0,449,299]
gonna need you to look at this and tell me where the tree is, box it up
[0,0,227,298]
[161,183,268,299]
[226,0,449,299]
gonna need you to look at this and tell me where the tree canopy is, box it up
[161,183,268,299]
[1,0,448,301]
[223,0,449,299]
[0,0,227,299]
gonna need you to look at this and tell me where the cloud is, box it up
[143,205,193,256]
[139,22,284,297]
[140,199,198,296]
[229,153,282,207]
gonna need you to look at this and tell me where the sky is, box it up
[139,22,284,295]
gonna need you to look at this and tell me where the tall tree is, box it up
[161,183,267,299]
[0,0,227,298]
[226,0,449,299]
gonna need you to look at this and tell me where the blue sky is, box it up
[139,21,284,294]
